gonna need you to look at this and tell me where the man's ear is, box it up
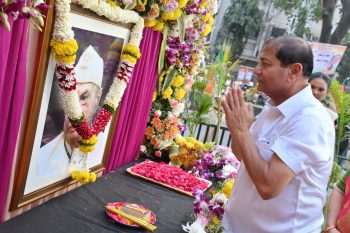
[289,63,303,81]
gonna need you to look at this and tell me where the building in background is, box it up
[210,0,341,69]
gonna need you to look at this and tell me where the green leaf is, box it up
[156,69,166,95]
[159,141,173,150]
[158,25,169,75]
[124,0,137,10]
[177,13,185,42]
[162,67,178,93]
[194,92,212,115]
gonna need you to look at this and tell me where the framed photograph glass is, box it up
[11,4,132,209]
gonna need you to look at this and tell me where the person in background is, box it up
[221,35,335,233]
[309,72,349,168]
[325,170,350,233]
[308,72,338,121]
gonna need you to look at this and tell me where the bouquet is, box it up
[141,110,180,161]
[192,145,240,182]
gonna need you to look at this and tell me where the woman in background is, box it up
[308,72,338,121]
[325,170,350,233]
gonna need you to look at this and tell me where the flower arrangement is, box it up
[143,0,216,158]
[183,179,234,233]
[192,145,240,182]
[51,0,144,183]
[0,0,50,31]
[169,135,213,170]
[142,110,180,160]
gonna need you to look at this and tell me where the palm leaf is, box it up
[157,25,169,75]
[177,13,185,42]
[162,67,178,93]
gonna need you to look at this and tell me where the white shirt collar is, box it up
[265,85,313,117]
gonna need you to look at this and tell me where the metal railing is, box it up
[182,123,231,146]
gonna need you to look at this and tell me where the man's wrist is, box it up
[232,130,250,140]
[324,225,336,232]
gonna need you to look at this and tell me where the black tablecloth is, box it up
[0,160,195,233]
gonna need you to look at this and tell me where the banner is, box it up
[237,66,254,81]
[309,42,346,75]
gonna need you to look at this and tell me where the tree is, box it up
[213,0,264,59]
[273,0,350,79]
[273,0,350,44]
[336,33,350,83]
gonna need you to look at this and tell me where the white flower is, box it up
[182,219,206,233]
[172,102,184,116]
[222,164,237,178]
[140,145,147,153]
[211,192,228,205]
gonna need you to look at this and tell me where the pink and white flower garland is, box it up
[50,0,143,181]
[51,0,143,147]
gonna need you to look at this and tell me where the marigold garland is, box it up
[51,0,144,183]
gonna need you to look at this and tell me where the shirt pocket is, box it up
[255,137,274,161]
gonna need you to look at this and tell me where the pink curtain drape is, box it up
[105,28,162,172]
[0,18,28,221]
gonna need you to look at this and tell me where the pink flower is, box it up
[155,151,162,157]
[184,84,192,92]
[169,99,179,108]
[185,75,195,85]
[154,110,162,118]
[167,112,175,123]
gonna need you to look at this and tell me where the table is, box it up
[0,160,195,233]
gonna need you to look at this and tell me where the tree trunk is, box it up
[330,0,350,44]
[319,0,337,43]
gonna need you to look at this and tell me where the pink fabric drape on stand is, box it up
[0,18,28,221]
[105,28,162,172]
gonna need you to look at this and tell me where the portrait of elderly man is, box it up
[32,45,106,181]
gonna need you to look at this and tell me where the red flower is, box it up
[131,160,209,194]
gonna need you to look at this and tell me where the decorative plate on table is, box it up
[106,202,156,227]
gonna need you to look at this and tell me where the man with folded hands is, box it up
[221,36,335,233]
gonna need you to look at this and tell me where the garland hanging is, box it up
[51,0,144,183]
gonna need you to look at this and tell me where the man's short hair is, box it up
[265,36,314,77]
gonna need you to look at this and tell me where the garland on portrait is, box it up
[51,0,144,183]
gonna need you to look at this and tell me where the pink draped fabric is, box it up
[105,28,162,172]
[0,18,28,221]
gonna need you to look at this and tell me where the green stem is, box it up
[214,97,222,144]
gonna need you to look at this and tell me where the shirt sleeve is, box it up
[337,170,350,193]
[270,114,335,174]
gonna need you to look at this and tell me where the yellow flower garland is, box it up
[50,39,78,64]
[71,170,97,184]
[121,54,137,64]
[153,22,164,31]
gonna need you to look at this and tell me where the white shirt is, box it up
[222,85,335,233]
